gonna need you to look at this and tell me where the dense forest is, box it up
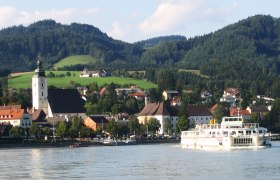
[1,15,280,98]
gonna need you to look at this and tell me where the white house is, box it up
[80,68,107,77]
[220,88,241,106]
[138,102,178,135]
[186,105,213,125]
[0,106,32,129]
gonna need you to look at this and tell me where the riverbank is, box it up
[0,138,180,149]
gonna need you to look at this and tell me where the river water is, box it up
[0,141,280,180]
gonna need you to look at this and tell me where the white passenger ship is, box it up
[181,116,271,149]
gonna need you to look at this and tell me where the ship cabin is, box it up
[221,116,244,128]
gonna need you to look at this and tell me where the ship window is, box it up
[246,131,251,135]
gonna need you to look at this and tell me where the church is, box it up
[32,58,87,121]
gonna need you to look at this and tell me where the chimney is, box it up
[145,96,149,106]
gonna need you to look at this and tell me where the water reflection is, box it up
[0,142,280,179]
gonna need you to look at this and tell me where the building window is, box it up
[42,91,43,96]
[42,83,44,87]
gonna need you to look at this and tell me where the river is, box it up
[0,141,280,180]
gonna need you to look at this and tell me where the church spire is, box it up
[34,55,46,77]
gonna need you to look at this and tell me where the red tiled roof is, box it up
[211,103,219,111]
[139,102,170,116]
[100,87,108,95]
[0,109,24,120]
[225,88,239,95]
[132,92,145,97]
[186,105,212,116]
[230,108,251,116]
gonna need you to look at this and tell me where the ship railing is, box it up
[221,123,259,129]
[200,124,222,130]
[242,123,259,128]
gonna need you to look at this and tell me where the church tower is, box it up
[32,56,48,114]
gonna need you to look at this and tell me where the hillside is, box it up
[53,55,96,70]
[1,15,280,75]
[141,15,280,77]
[0,20,142,72]
[134,35,187,49]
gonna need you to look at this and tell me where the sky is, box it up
[0,0,279,43]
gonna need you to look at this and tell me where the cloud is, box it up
[138,0,237,35]
[0,6,17,27]
[85,7,101,14]
[16,8,76,25]
[108,21,126,40]
[0,6,76,28]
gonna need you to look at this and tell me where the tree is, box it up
[163,118,172,135]
[108,121,118,139]
[112,103,124,115]
[42,127,52,136]
[10,126,24,138]
[213,102,230,123]
[56,121,68,138]
[177,115,189,132]
[128,117,141,135]
[147,118,160,134]
[29,123,42,139]
[69,116,83,137]
[267,98,280,132]
[125,98,138,114]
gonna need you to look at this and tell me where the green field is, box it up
[178,69,209,78]
[9,71,157,89]
[53,55,96,69]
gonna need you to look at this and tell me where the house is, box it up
[170,96,182,106]
[130,92,145,101]
[246,105,269,121]
[210,103,219,114]
[99,87,109,96]
[138,102,176,134]
[230,108,251,120]
[162,90,179,101]
[201,91,213,104]
[186,105,213,125]
[84,116,109,131]
[0,107,32,129]
[220,88,241,106]
[80,68,107,77]
[77,86,88,95]
[31,109,46,122]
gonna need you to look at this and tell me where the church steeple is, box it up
[34,55,46,77]
[32,55,48,114]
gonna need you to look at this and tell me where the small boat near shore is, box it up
[181,116,271,149]
[69,142,89,148]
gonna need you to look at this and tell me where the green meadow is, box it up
[9,71,157,89]
[53,55,96,69]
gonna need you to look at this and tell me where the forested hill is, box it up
[134,35,187,49]
[140,15,280,77]
[0,20,143,72]
[1,15,280,79]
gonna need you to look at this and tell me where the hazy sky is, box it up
[0,0,279,42]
